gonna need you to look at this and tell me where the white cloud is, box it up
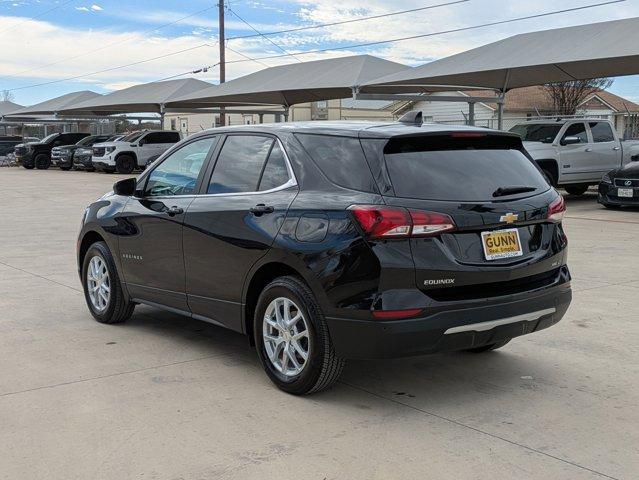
[90,4,102,11]
[75,6,89,12]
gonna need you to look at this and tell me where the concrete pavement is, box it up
[0,168,637,480]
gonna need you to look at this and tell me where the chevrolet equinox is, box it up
[77,113,572,395]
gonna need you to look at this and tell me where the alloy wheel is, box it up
[262,297,310,377]
[86,255,110,312]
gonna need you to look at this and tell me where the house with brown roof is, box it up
[391,86,639,137]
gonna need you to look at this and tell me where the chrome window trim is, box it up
[202,137,298,197]
[140,137,297,200]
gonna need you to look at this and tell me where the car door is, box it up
[558,122,595,183]
[588,121,622,172]
[117,135,218,311]
[183,133,298,332]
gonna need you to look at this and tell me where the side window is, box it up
[295,134,376,192]
[562,123,588,143]
[258,142,290,191]
[589,122,615,143]
[144,133,163,144]
[145,136,216,197]
[207,135,273,194]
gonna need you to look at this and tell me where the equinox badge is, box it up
[500,212,519,224]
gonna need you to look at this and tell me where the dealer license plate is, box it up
[618,188,633,198]
[481,228,523,261]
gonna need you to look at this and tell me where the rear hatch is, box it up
[363,131,568,302]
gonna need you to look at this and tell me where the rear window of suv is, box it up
[381,134,549,202]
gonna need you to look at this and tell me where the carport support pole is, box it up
[468,101,475,126]
[159,104,166,131]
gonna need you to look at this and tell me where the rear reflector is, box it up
[349,205,455,239]
[548,195,566,222]
[372,308,423,320]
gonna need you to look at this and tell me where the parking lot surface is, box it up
[1,168,638,480]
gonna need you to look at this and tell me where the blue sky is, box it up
[1,0,638,106]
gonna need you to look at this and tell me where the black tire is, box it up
[23,164,34,170]
[35,153,50,169]
[466,339,511,353]
[254,276,345,395]
[81,241,134,324]
[565,185,589,196]
[116,154,135,174]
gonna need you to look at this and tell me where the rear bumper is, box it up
[325,281,571,359]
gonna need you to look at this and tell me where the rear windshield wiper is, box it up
[492,186,538,197]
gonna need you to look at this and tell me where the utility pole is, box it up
[218,0,226,126]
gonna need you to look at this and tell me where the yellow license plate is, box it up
[481,228,523,260]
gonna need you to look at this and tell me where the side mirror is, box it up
[113,178,136,196]
[561,136,581,146]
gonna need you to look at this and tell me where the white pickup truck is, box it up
[510,119,639,195]
[91,130,182,174]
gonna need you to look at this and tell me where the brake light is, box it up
[449,132,487,138]
[409,210,456,236]
[548,195,566,222]
[349,205,456,238]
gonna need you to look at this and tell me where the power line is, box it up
[226,6,303,62]
[226,0,470,40]
[5,0,625,92]
[0,0,76,36]
[226,45,271,68]
[6,44,214,92]
[0,5,218,81]
[155,64,220,82]
[224,0,626,63]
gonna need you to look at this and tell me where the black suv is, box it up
[51,134,112,170]
[20,132,89,169]
[77,115,572,394]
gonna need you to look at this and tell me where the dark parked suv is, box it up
[20,132,89,169]
[51,134,112,170]
[77,114,572,394]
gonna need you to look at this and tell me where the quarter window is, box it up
[589,122,615,143]
[258,142,290,191]
[562,123,588,143]
[145,136,216,196]
[207,135,274,194]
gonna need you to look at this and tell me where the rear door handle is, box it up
[166,206,184,216]
[250,204,274,215]
[613,146,621,151]
[585,148,593,152]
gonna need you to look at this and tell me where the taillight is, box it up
[349,205,455,239]
[548,195,566,223]
[408,210,456,236]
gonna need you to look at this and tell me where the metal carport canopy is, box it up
[0,100,23,118]
[362,17,639,92]
[167,55,411,108]
[6,91,101,117]
[58,78,212,115]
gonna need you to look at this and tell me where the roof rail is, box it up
[398,110,423,126]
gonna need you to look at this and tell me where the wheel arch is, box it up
[535,158,559,186]
[242,260,317,345]
[114,151,137,163]
[78,230,106,268]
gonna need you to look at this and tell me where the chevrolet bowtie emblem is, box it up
[500,212,519,224]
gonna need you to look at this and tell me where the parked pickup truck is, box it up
[510,119,639,195]
[91,130,182,174]
[19,132,89,169]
